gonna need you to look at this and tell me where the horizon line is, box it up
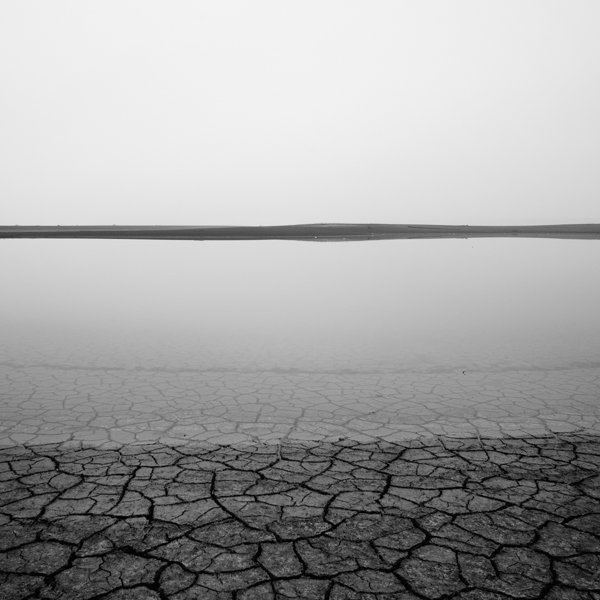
[1,223,600,241]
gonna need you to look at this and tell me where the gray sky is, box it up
[1,1,600,347]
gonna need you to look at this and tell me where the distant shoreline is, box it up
[1,223,600,241]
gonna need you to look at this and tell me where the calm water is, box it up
[2,238,600,445]
[1,324,599,447]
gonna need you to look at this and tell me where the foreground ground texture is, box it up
[1,434,599,600]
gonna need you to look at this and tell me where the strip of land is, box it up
[1,223,600,241]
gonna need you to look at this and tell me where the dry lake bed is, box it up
[1,330,599,599]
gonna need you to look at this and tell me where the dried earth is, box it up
[1,336,599,598]
[1,435,600,599]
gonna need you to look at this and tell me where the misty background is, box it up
[1,1,600,370]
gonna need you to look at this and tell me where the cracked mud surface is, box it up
[1,334,599,598]
[2,435,600,599]
[1,363,599,447]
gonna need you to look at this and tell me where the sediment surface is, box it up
[2,333,599,598]
[1,435,600,599]
[2,362,599,447]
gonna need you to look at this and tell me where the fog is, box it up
[2,237,600,372]
[1,2,600,368]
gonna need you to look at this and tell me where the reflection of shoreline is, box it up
[1,223,600,241]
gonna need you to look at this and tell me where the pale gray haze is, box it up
[1,1,600,366]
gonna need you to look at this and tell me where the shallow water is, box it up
[1,325,599,448]
[2,237,600,447]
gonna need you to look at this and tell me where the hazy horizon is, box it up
[2,2,599,363]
